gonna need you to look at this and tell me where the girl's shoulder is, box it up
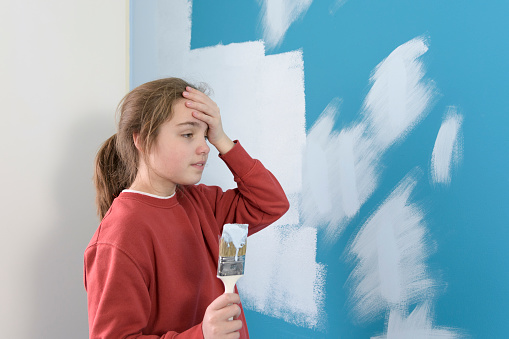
[179,183,226,204]
[86,198,159,269]
[91,196,157,246]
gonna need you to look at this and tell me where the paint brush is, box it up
[217,224,248,294]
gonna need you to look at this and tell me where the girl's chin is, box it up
[179,175,203,186]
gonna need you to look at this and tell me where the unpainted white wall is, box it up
[0,1,128,337]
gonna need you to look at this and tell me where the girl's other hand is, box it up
[182,87,234,154]
[202,293,243,339]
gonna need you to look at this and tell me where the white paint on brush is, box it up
[259,0,313,49]
[222,224,248,260]
[431,107,463,185]
[347,172,435,323]
[303,37,435,243]
[155,0,324,328]
[372,303,461,339]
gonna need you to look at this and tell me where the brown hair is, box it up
[93,77,199,219]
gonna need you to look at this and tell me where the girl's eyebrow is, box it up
[176,121,209,134]
[176,121,200,127]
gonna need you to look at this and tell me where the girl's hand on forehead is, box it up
[183,86,234,154]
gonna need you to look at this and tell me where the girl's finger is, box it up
[185,101,217,117]
[224,319,243,333]
[215,303,241,321]
[183,87,210,104]
[208,293,241,311]
[183,90,217,112]
[192,110,214,125]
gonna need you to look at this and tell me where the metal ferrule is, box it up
[217,255,245,276]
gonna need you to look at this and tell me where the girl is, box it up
[84,78,289,338]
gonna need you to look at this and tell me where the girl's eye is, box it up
[182,133,193,138]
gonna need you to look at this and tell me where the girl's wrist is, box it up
[214,135,235,155]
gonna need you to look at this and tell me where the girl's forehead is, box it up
[168,100,207,130]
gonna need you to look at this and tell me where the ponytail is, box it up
[94,134,127,219]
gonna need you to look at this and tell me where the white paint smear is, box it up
[372,303,461,339]
[259,0,313,49]
[303,36,435,243]
[329,0,348,15]
[156,0,324,329]
[363,37,435,150]
[346,172,435,323]
[431,107,463,185]
[239,224,327,329]
[303,101,376,237]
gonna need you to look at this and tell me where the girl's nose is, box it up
[197,139,210,155]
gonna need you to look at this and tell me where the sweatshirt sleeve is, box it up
[84,244,204,339]
[202,140,290,235]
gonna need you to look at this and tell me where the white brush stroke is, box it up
[302,37,435,243]
[303,100,377,234]
[259,0,313,49]
[372,303,461,339]
[363,37,435,150]
[346,171,435,323]
[155,0,324,329]
[431,107,463,185]
[242,225,327,329]
[329,0,348,15]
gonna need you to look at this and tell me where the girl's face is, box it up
[145,99,210,194]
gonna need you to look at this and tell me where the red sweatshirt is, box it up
[84,141,289,338]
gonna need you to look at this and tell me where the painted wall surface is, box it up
[0,1,128,337]
[130,1,508,338]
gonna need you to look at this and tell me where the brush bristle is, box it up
[219,238,247,257]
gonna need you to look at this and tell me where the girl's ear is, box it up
[133,132,143,152]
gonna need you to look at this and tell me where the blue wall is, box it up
[131,1,509,337]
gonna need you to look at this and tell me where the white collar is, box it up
[122,189,176,199]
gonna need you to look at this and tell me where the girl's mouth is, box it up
[192,162,206,170]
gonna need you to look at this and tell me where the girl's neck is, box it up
[130,162,176,197]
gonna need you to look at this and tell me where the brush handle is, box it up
[218,274,242,293]
[218,275,243,320]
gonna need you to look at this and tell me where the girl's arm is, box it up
[197,140,290,235]
[183,87,290,234]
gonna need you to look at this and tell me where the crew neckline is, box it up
[122,189,176,199]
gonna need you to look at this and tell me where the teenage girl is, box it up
[84,77,289,338]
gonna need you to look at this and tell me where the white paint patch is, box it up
[363,37,435,150]
[431,107,463,185]
[372,303,461,339]
[259,0,313,49]
[337,126,362,217]
[302,37,435,243]
[239,224,327,329]
[346,172,435,323]
[155,0,324,329]
[302,99,338,220]
[303,102,377,240]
